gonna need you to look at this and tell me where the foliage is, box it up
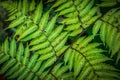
[0,0,120,80]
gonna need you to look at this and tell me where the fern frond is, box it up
[92,8,120,64]
[63,36,120,79]
[0,38,40,79]
[0,0,69,62]
[50,0,101,37]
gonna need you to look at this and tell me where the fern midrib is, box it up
[22,13,58,57]
[71,0,85,29]
[100,18,120,31]
[38,28,58,57]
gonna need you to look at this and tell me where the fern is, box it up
[1,0,69,61]
[0,0,120,80]
[92,8,120,64]
[63,36,120,80]
[49,0,101,37]
[0,38,39,79]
